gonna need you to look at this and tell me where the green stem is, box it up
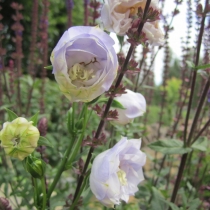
[69,170,90,210]
[47,135,74,200]
[32,178,38,207]
[47,103,78,201]
[41,177,47,210]
[66,104,88,168]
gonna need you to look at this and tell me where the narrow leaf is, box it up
[148,139,192,155]
[186,60,195,69]
[44,65,53,70]
[37,136,52,147]
[29,112,39,126]
[195,63,210,70]
[67,108,73,134]
[4,108,18,121]
[97,98,126,109]
[191,136,208,151]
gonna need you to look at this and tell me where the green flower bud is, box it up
[0,117,40,160]
[25,156,46,179]
[75,117,84,130]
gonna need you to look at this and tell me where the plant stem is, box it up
[183,0,207,144]
[72,0,152,204]
[41,177,47,210]
[192,118,210,144]
[187,80,210,145]
[47,103,78,201]
[169,2,208,205]
[32,178,38,207]
[170,153,188,205]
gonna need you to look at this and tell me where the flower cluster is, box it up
[47,0,164,207]
[101,0,164,45]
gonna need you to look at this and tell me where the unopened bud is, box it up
[75,118,84,130]
[25,156,46,179]
[38,117,48,136]
[0,197,12,210]
[0,117,40,160]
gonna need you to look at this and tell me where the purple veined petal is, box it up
[108,136,128,155]
[66,26,115,49]
[91,150,119,181]
[105,173,121,198]
[90,175,107,199]
[66,37,108,60]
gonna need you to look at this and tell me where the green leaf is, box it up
[117,35,124,47]
[151,187,168,210]
[0,104,15,111]
[148,139,192,155]
[188,198,201,210]
[186,60,195,69]
[142,85,156,90]
[29,112,39,126]
[4,108,18,121]
[44,65,53,70]
[151,187,180,210]
[111,99,126,109]
[191,136,208,151]
[123,76,134,86]
[195,63,210,70]
[67,108,74,135]
[37,136,52,147]
[86,95,101,105]
[97,98,126,110]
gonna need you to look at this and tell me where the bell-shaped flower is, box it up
[50,26,118,102]
[0,117,40,160]
[101,0,164,45]
[90,137,146,207]
[112,89,146,125]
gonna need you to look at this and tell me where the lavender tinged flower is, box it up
[112,89,146,125]
[90,137,146,208]
[50,26,118,102]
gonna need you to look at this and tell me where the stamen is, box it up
[117,169,127,186]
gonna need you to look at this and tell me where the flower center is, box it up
[68,58,98,82]
[12,136,20,147]
[117,169,127,186]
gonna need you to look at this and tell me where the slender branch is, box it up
[192,118,210,144]
[170,153,188,204]
[47,103,78,200]
[187,79,210,145]
[169,1,208,207]
[41,177,47,210]
[183,0,208,143]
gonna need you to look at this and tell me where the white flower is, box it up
[101,0,164,45]
[90,137,146,208]
[0,117,40,160]
[50,26,118,102]
[113,89,146,125]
